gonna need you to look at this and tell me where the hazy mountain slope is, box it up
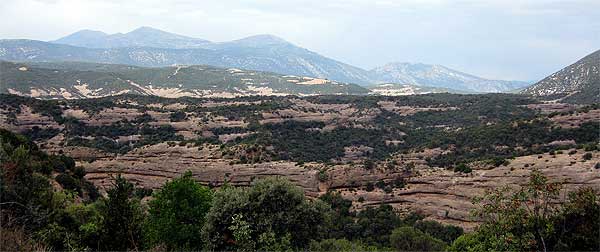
[49,28,373,84]
[0,61,368,99]
[52,26,212,49]
[1,40,372,85]
[2,27,530,92]
[521,50,599,104]
[370,62,530,93]
[367,83,467,96]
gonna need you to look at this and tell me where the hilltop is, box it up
[0,61,368,98]
[522,50,600,104]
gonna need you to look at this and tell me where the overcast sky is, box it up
[1,0,598,81]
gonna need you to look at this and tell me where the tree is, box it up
[462,170,560,251]
[447,232,488,252]
[100,175,144,251]
[201,186,249,251]
[144,171,213,250]
[448,170,597,252]
[355,204,403,247]
[309,238,377,252]
[454,163,472,173]
[1,145,53,230]
[202,177,331,251]
[548,187,600,251]
[389,226,446,251]
[169,111,187,122]
[0,129,104,251]
[319,192,358,240]
[414,220,463,244]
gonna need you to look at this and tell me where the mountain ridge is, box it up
[0,38,376,85]
[521,50,599,104]
[369,62,530,93]
[0,60,369,99]
[1,27,529,92]
[52,26,212,49]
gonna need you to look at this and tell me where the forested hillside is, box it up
[0,61,368,98]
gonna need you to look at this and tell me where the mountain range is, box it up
[521,50,599,104]
[0,27,529,93]
[53,26,211,49]
[371,62,528,93]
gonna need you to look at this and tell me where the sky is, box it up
[1,0,598,81]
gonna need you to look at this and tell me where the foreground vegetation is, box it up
[1,129,599,251]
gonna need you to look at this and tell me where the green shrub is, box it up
[318,170,329,182]
[55,174,81,192]
[414,220,463,244]
[309,238,377,252]
[72,166,86,179]
[393,177,406,189]
[202,177,330,251]
[355,205,403,247]
[169,111,187,122]
[450,171,600,252]
[375,180,386,189]
[364,159,375,170]
[365,182,375,192]
[454,163,472,173]
[389,226,446,251]
[144,171,212,250]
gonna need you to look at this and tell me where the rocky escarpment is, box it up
[64,142,600,230]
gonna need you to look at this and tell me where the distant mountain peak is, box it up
[73,29,107,35]
[55,29,108,43]
[51,26,211,49]
[245,34,286,41]
[127,26,173,35]
[131,26,157,31]
[230,34,291,47]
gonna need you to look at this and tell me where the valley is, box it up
[1,93,598,230]
[0,14,599,251]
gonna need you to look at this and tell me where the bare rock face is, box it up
[79,143,321,195]
[72,140,600,230]
[333,150,600,230]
